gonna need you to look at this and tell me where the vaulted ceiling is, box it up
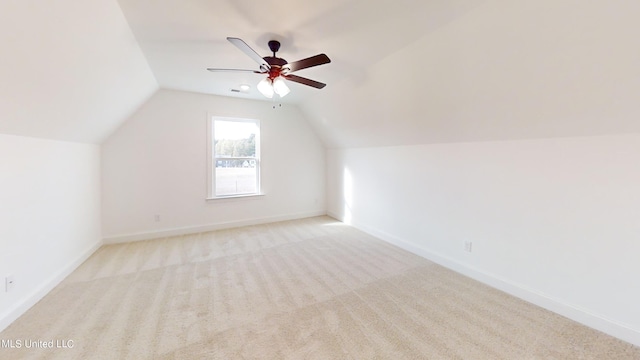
[2,1,640,147]
[0,0,157,143]
[115,0,480,104]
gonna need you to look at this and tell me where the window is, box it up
[209,117,261,198]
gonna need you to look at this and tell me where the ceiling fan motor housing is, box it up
[264,40,287,79]
[263,56,287,67]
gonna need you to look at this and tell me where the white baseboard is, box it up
[103,210,327,244]
[326,211,342,222]
[0,240,102,333]
[340,215,640,348]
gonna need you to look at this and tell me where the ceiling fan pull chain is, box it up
[271,95,282,110]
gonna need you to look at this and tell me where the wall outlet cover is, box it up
[5,276,15,292]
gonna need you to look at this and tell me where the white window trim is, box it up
[206,193,265,201]
[206,115,263,200]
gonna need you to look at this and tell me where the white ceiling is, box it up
[300,1,640,147]
[2,0,640,147]
[0,0,158,144]
[116,0,479,104]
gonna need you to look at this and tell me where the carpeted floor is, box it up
[1,216,638,359]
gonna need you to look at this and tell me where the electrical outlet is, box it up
[464,241,473,253]
[154,215,160,222]
[5,276,15,292]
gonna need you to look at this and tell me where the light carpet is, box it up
[1,216,638,359]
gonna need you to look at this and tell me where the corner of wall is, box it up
[0,240,102,333]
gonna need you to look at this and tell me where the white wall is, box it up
[102,89,325,242]
[0,134,101,331]
[327,134,640,346]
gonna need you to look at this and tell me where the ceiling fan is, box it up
[207,37,331,98]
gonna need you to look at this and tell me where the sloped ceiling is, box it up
[300,1,640,147]
[116,0,478,105]
[116,0,640,148]
[3,1,640,147]
[0,0,158,144]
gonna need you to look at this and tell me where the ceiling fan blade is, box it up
[207,68,265,73]
[227,37,270,71]
[284,54,331,73]
[284,74,326,89]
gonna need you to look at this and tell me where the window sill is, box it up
[206,193,265,202]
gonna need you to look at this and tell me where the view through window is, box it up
[212,118,260,197]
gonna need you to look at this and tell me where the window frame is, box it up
[207,116,262,199]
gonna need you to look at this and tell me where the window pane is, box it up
[215,162,257,196]
[211,118,260,197]
[214,121,257,157]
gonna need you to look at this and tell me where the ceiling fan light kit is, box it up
[256,76,290,99]
[207,37,331,98]
[272,77,290,97]
[257,77,275,98]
